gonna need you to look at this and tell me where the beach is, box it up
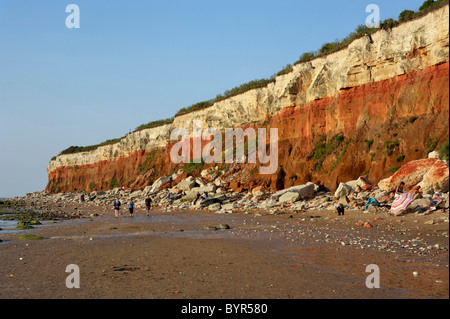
[1,0,449,306]
[0,200,448,299]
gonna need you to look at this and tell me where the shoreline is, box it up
[1,198,448,299]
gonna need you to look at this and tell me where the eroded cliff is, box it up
[46,5,450,193]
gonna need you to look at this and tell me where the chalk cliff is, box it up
[46,5,450,193]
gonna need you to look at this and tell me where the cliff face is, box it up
[46,5,450,193]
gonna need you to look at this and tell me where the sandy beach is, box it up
[1,1,449,310]
[0,201,448,299]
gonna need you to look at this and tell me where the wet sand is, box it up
[0,203,448,299]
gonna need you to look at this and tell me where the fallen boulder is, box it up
[338,196,350,206]
[199,184,217,193]
[345,180,359,191]
[176,176,197,192]
[278,192,300,204]
[378,158,449,194]
[252,186,265,196]
[198,194,227,207]
[357,176,374,190]
[195,178,207,187]
[271,182,316,201]
[208,203,221,211]
[180,192,199,203]
[334,183,354,199]
[144,176,171,193]
[214,178,228,188]
[418,160,449,194]
[410,198,430,207]
[186,184,217,194]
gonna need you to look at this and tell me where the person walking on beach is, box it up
[128,199,134,217]
[113,198,121,218]
[145,195,152,216]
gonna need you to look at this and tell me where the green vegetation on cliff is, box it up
[308,134,348,171]
[176,77,276,117]
[134,117,175,132]
[293,0,448,65]
[439,140,449,161]
[58,138,123,156]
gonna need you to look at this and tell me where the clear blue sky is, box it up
[0,0,427,197]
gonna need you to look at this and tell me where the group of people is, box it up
[112,190,210,217]
[113,195,154,218]
[365,181,445,216]
[395,181,444,213]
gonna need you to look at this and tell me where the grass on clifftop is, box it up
[58,138,122,156]
[52,0,449,159]
[53,118,175,159]
[134,117,175,132]
[175,77,276,117]
[293,0,448,66]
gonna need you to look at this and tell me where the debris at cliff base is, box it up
[9,175,449,221]
[7,159,449,240]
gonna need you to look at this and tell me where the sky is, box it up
[0,0,427,197]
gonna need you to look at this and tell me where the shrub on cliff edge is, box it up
[438,140,449,161]
[399,10,416,22]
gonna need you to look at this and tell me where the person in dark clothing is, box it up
[395,182,405,195]
[145,195,152,216]
[128,199,134,217]
[113,198,121,218]
[193,192,201,205]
